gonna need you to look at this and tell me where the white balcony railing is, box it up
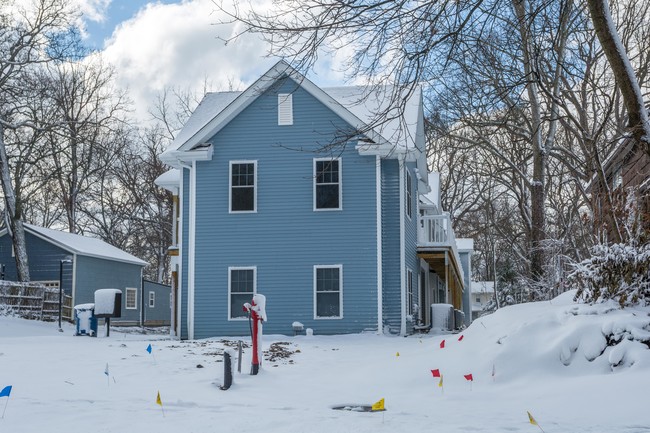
[418,213,455,245]
[418,212,464,277]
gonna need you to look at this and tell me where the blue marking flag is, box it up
[146,344,152,354]
[0,386,11,398]
[104,363,109,376]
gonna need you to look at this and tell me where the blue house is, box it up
[0,224,169,325]
[157,61,470,339]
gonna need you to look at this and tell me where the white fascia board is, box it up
[161,147,214,168]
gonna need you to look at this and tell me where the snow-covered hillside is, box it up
[0,291,648,432]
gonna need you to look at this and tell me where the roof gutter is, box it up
[160,145,214,169]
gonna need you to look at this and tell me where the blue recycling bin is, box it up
[74,304,98,337]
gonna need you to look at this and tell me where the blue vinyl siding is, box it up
[190,78,378,337]
[0,231,144,324]
[143,280,172,325]
[404,162,420,334]
[74,255,143,323]
[0,232,73,292]
[381,159,401,334]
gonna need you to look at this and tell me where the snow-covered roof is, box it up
[161,61,424,165]
[471,281,495,294]
[154,168,181,192]
[12,224,148,267]
[456,238,474,251]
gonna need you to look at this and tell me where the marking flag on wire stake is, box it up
[147,344,157,363]
[157,391,165,417]
[439,339,445,349]
[527,411,546,433]
[0,385,12,419]
[464,373,473,391]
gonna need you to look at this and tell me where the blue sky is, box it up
[83,0,178,50]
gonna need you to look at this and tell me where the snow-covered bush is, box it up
[569,242,650,307]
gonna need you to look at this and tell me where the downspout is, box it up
[140,271,144,327]
[178,160,195,340]
[398,153,406,336]
[176,167,185,339]
[71,253,77,309]
[375,155,383,334]
[188,160,196,340]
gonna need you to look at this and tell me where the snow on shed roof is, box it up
[23,224,148,266]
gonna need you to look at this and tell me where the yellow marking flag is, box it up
[527,411,537,425]
[396,352,400,357]
[371,398,385,411]
[156,391,162,406]
[438,375,443,388]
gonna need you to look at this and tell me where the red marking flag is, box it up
[439,339,445,349]
[431,369,441,378]
[464,374,473,381]
[458,335,464,341]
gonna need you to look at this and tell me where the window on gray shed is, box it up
[125,288,137,309]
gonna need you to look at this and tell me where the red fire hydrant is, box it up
[243,294,266,375]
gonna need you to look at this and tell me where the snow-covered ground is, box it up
[1,291,648,432]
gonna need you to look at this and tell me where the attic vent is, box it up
[278,93,293,125]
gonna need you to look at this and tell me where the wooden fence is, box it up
[0,281,72,322]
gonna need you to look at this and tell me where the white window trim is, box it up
[125,287,137,310]
[228,266,257,321]
[229,160,257,214]
[149,291,155,308]
[313,157,342,211]
[278,93,293,125]
[313,264,343,320]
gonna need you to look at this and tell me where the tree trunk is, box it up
[0,124,30,281]
[587,0,650,157]
[513,0,547,284]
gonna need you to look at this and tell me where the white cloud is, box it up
[75,0,111,23]
[101,0,275,122]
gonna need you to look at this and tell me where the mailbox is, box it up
[94,289,122,318]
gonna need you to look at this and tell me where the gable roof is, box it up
[0,224,148,267]
[161,60,424,165]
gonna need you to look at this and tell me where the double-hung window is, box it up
[314,158,341,210]
[314,265,342,319]
[229,267,256,319]
[149,291,155,308]
[230,161,256,212]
